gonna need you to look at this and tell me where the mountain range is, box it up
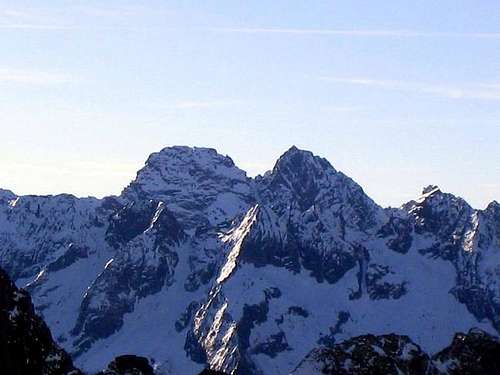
[0,145,499,374]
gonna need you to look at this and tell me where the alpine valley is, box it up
[1,146,499,375]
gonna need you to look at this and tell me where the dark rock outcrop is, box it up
[198,369,229,375]
[97,355,154,375]
[293,328,500,375]
[0,268,81,375]
[292,333,431,375]
[432,328,500,374]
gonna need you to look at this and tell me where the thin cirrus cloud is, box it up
[0,4,174,31]
[210,27,500,39]
[0,7,67,29]
[0,68,76,85]
[320,77,500,101]
[173,99,242,110]
[2,16,500,40]
[0,23,72,30]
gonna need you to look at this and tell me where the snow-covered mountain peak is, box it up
[148,146,246,178]
[256,147,382,234]
[400,190,486,300]
[0,188,16,203]
[406,186,472,226]
[405,185,444,208]
[1,145,499,375]
[122,146,254,229]
[420,184,441,197]
[480,200,500,248]
[485,200,500,214]
[266,146,337,194]
[275,145,333,166]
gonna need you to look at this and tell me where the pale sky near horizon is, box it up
[0,1,499,208]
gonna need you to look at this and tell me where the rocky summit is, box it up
[0,145,499,374]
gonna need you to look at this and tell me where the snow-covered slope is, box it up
[0,192,110,280]
[0,146,498,374]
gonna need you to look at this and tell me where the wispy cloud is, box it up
[173,99,241,110]
[320,105,365,113]
[0,68,75,85]
[320,77,500,101]
[479,83,500,90]
[3,12,500,40]
[1,10,32,18]
[0,23,72,30]
[211,27,500,39]
[0,5,173,31]
[73,4,174,18]
[0,7,67,30]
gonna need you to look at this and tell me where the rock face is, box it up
[0,267,81,375]
[0,145,499,375]
[198,370,229,375]
[291,333,431,375]
[71,200,185,355]
[403,186,500,332]
[97,355,155,375]
[292,328,500,375]
[432,328,500,374]
[244,146,381,282]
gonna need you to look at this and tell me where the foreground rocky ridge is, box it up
[292,328,500,375]
[0,145,499,374]
[0,267,81,375]
[0,266,157,375]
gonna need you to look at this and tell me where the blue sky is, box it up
[0,1,499,208]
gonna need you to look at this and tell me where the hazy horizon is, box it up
[1,143,497,210]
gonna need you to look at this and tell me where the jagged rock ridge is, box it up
[0,145,498,375]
